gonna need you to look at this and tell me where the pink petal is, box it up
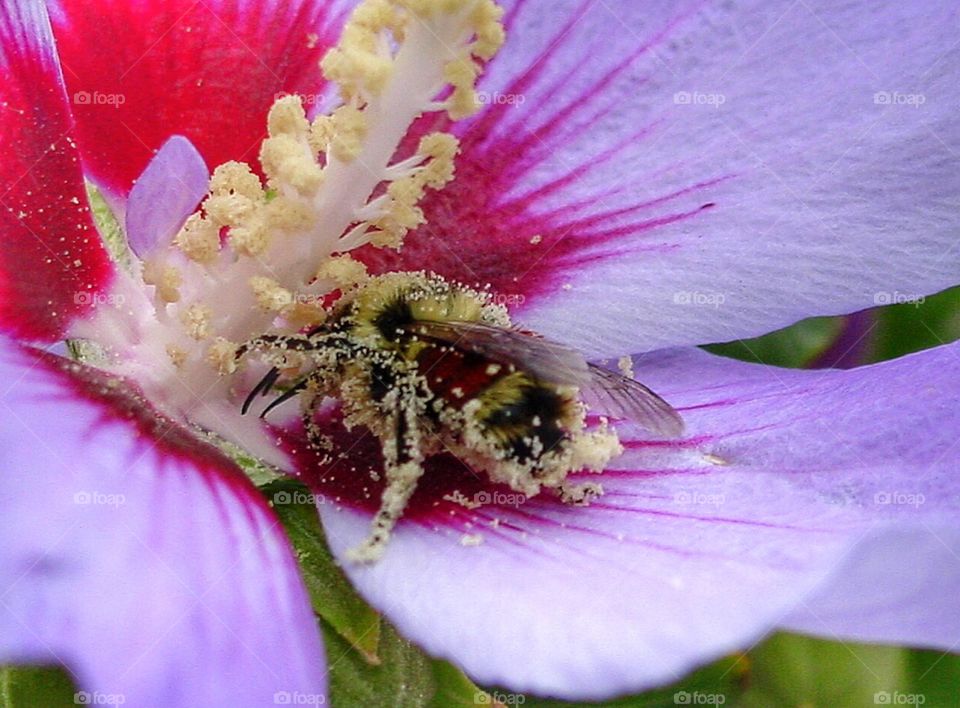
[0,339,326,706]
[49,0,351,197]
[0,0,113,341]
[303,343,960,699]
[362,0,960,357]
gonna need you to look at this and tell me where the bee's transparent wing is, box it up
[583,363,685,438]
[406,320,593,385]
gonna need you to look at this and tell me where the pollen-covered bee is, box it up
[239,271,684,562]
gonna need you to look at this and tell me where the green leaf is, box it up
[870,285,960,362]
[429,661,492,707]
[0,665,76,708]
[901,646,960,707]
[324,618,436,708]
[704,316,842,368]
[262,479,381,661]
[738,633,903,706]
[85,182,129,267]
[509,654,747,707]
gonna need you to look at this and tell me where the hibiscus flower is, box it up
[1,0,958,705]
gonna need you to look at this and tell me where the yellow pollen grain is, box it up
[267,95,310,138]
[228,215,270,257]
[250,276,294,312]
[207,337,239,375]
[166,343,188,368]
[203,192,256,228]
[316,255,369,288]
[173,213,220,264]
[470,0,506,59]
[264,195,316,232]
[283,301,327,329]
[209,161,264,201]
[180,303,213,340]
[443,54,481,120]
[142,260,183,303]
[417,132,459,187]
[260,135,324,195]
[319,0,406,100]
[324,104,368,162]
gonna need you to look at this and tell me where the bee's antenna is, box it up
[241,368,281,415]
[259,380,308,419]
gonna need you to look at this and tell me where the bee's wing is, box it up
[583,363,685,438]
[406,320,593,385]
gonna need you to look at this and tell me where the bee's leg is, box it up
[347,392,426,563]
[286,367,336,456]
[556,481,603,506]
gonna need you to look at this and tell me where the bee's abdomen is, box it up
[413,345,497,409]
[479,383,568,463]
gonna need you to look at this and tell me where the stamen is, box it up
[142,259,182,303]
[83,0,505,446]
[207,337,240,375]
[180,303,212,340]
[316,255,369,289]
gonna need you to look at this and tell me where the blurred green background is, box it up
[4,288,959,708]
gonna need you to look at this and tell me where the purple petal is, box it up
[125,136,209,257]
[367,0,960,357]
[0,339,326,706]
[316,343,960,699]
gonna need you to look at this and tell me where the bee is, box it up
[238,271,684,562]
